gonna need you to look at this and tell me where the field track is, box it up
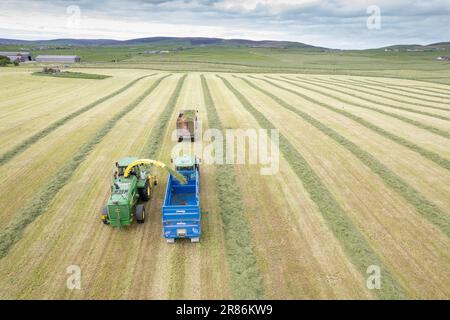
[0,69,449,299]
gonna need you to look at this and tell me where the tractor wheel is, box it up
[136,205,145,224]
[153,178,158,186]
[140,179,150,201]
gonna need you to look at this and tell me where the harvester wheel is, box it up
[136,205,145,224]
[101,207,109,225]
[140,179,150,201]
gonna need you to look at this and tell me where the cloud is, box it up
[0,0,449,49]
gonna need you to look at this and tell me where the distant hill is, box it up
[379,42,450,52]
[0,36,328,50]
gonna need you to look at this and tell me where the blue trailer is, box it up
[162,156,201,243]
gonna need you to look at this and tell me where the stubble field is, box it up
[0,68,449,299]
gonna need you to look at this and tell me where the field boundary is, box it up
[201,75,264,299]
[0,74,171,259]
[0,74,156,166]
[219,75,408,299]
[237,75,450,240]
[257,76,450,172]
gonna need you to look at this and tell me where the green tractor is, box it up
[101,157,158,227]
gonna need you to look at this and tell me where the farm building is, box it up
[143,50,160,54]
[35,55,81,63]
[0,51,33,62]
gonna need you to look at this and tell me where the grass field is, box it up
[3,43,450,84]
[0,67,449,299]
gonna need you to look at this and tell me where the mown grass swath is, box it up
[324,77,450,104]
[0,74,171,259]
[346,78,450,97]
[168,246,186,299]
[295,76,450,113]
[219,75,408,299]
[238,75,450,239]
[201,75,264,299]
[0,74,156,166]
[290,76,450,121]
[259,76,450,172]
[330,78,450,100]
[323,76,450,109]
[271,77,450,139]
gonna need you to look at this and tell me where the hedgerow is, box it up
[220,75,408,299]
[0,74,156,166]
[201,75,264,299]
[0,74,170,259]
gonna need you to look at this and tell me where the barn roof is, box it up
[35,55,80,58]
[0,51,31,56]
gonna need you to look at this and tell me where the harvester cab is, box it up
[101,157,157,227]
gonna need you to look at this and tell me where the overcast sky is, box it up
[1,0,449,49]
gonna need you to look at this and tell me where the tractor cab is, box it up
[172,156,200,184]
[173,156,200,172]
[116,157,139,177]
